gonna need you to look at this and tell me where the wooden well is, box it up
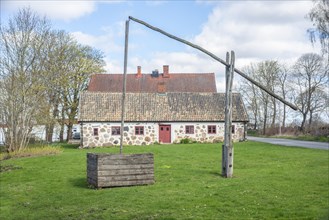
[87,153,154,188]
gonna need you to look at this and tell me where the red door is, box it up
[159,125,171,143]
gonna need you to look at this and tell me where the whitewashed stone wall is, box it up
[171,122,246,144]
[81,122,158,148]
[81,122,246,148]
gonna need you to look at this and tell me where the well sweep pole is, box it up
[120,19,129,154]
[128,16,297,111]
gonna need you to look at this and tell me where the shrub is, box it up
[0,145,62,160]
[180,138,192,144]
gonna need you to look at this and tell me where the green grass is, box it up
[277,135,329,143]
[0,142,328,219]
[0,145,63,160]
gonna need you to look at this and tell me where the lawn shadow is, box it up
[70,177,89,189]
[59,143,80,149]
[208,170,228,178]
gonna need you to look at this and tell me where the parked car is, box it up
[72,132,80,139]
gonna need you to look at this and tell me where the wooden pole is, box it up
[223,51,235,178]
[127,16,298,178]
[128,16,297,111]
[222,52,230,175]
[120,20,129,154]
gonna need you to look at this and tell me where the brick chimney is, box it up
[157,82,166,93]
[163,65,170,78]
[136,66,142,78]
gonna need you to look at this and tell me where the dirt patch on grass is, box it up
[0,146,62,161]
[0,164,22,172]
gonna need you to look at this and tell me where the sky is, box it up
[1,0,321,92]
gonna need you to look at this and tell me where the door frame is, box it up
[159,124,171,143]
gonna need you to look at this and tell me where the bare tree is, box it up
[0,8,106,150]
[277,63,291,128]
[307,0,329,57]
[0,8,51,151]
[238,61,281,135]
[239,64,260,130]
[291,53,328,132]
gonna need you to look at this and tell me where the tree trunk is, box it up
[45,124,54,143]
[271,98,276,128]
[282,104,286,128]
[66,123,73,141]
[300,113,307,133]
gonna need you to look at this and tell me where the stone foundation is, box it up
[172,123,245,143]
[82,123,157,148]
[81,122,246,148]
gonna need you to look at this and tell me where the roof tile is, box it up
[79,92,249,122]
[87,73,217,92]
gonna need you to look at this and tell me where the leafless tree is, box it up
[277,63,292,128]
[239,61,281,135]
[291,53,328,132]
[239,64,260,130]
[307,0,329,58]
[0,8,51,151]
[0,8,106,150]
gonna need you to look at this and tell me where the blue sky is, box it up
[1,1,320,91]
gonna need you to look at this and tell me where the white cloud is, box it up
[126,51,227,92]
[3,1,96,21]
[122,1,321,93]
[71,30,122,54]
[193,1,320,69]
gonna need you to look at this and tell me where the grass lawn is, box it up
[0,142,328,219]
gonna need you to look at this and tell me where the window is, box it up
[232,125,235,134]
[135,126,144,135]
[93,128,98,136]
[111,126,120,135]
[208,125,216,134]
[185,125,194,134]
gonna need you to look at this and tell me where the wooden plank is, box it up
[98,174,154,182]
[98,157,154,165]
[98,179,154,187]
[97,153,153,160]
[98,169,154,176]
[87,153,155,188]
[98,164,154,170]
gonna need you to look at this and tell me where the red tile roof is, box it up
[87,73,217,93]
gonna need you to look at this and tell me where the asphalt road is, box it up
[247,136,329,150]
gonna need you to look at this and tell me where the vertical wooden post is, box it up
[222,51,235,178]
[120,20,129,154]
[222,52,229,175]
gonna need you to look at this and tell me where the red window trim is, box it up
[208,125,216,134]
[185,125,194,134]
[93,128,98,136]
[135,126,144,135]
[111,126,121,135]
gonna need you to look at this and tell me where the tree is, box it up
[0,8,106,150]
[239,64,260,130]
[277,63,291,128]
[238,61,281,135]
[291,53,328,132]
[61,43,105,141]
[0,8,51,151]
[307,0,329,57]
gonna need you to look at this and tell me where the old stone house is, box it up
[78,65,248,147]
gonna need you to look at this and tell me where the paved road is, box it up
[247,136,329,150]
